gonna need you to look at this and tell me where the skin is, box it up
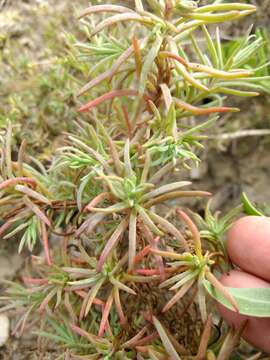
[217,216,270,353]
[227,216,270,281]
[218,270,270,353]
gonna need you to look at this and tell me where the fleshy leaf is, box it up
[204,279,270,317]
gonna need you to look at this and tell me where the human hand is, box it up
[218,216,270,353]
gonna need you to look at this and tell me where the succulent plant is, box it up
[1,1,270,359]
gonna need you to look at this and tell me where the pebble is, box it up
[0,254,23,280]
[0,314,9,347]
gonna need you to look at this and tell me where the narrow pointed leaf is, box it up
[139,36,163,96]
[241,192,264,216]
[78,5,135,19]
[153,317,182,360]
[91,13,148,37]
[141,181,191,202]
[78,89,138,112]
[128,209,137,270]
[97,218,129,272]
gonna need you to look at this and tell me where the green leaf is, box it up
[204,279,270,317]
[166,103,177,138]
[139,36,163,96]
[241,192,264,216]
[152,316,181,360]
[202,25,219,68]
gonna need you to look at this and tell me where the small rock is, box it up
[0,254,23,280]
[190,167,201,180]
[0,314,9,347]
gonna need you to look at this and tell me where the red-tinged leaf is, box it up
[84,192,113,212]
[0,177,36,190]
[196,314,213,360]
[135,269,161,276]
[77,69,112,97]
[174,98,239,115]
[108,45,134,81]
[205,272,239,312]
[176,209,202,258]
[217,322,247,360]
[93,298,105,307]
[70,323,89,338]
[135,346,149,354]
[80,279,105,319]
[39,288,57,313]
[144,190,211,208]
[0,220,13,237]
[168,41,209,92]
[74,290,87,299]
[64,293,77,325]
[78,89,138,112]
[22,277,48,286]
[69,324,107,346]
[17,142,27,171]
[77,46,134,97]
[128,209,137,270]
[137,206,163,237]
[78,5,135,19]
[107,136,123,175]
[109,277,136,295]
[15,185,51,205]
[24,197,51,227]
[160,83,172,112]
[133,332,159,346]
[123,273,160,283]
[150,236,165,281]
[150,248,188,260]
[133,36,142,77]
[148,211,189,251]
[113,287,126,326]
[162,279,195,312]
[122,105,132,138]
[152,316,181,360]
[98,293,114,337]
[91,13,148,37]
[121,326,148,348]
[75,213,105,237]
[41,222,52,266]
[141,181,191,202]
[159,51,188,67]
[97,218,129,272]
[133,245,151,264]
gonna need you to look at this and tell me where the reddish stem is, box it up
[0,177,37,190]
